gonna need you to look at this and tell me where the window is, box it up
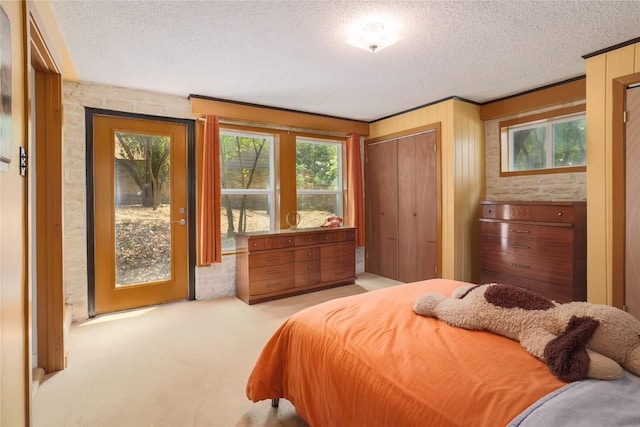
[220,130,275,251]
[500,109,586,175]
[295,138,343,228]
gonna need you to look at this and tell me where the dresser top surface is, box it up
[236,226,356,238]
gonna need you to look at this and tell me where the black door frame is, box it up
[85,107,196,317]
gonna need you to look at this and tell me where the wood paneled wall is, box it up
[368,99,484,282]
[585,41,640,305]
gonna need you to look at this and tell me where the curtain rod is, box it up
[194,116,350,138]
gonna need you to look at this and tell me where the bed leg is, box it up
[271,398,280,408]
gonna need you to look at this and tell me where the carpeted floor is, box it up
[32,273,400,427]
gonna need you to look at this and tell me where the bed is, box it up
[246,278,640,426]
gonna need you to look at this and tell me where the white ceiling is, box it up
[49,1,640,122]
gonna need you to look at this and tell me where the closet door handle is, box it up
[509,229,530,233]
[512,244,530,249]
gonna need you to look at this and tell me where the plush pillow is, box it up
[413,283,640,381]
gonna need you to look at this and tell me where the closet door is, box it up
[366,140,398,279]
[398,132,438,282]
[626,85,640,319]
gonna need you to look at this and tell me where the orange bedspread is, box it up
[246,279,566,427]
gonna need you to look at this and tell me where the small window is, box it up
[220,130,275,251]
[295,138,343,228]
[500,110,586,175]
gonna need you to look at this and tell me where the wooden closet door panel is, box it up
[366,141,398,279]
[366,143,383,276]
[398,132,438,282]
[398,135,417,282]
[378,141,399,279]
[626,86,640,320]
[414,131,438,280]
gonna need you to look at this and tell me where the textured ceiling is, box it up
[49,1,640,122]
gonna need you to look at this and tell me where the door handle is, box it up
[174,219,186,225]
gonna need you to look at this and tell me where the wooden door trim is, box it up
[30,9,65,375]
[364,123,442,278]
[85,108,196,317]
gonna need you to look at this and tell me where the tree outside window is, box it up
[220,130,274,251]
[503,112,586,173]
[296,138,343,228]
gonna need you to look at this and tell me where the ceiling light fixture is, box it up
[347,19,400,53]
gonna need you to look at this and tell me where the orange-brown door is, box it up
[626,85,640,320]
[92,114,189,315]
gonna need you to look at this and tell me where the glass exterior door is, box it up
[93,115,189,315]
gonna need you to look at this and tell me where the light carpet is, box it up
[32,273,400,427]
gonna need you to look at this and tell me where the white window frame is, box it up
[219,129,276,251]
[501,112,586,174]
[295,137,344,219]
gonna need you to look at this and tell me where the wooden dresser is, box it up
[479,201,586,303]
[235,227,357,304]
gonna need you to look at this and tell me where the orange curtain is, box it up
[346,133,365,247]
[198,115,222,265]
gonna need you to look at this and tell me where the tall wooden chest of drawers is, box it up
[235,227,356,304]
[479,201,586,303]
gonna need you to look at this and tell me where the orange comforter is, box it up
[246,279,566,426]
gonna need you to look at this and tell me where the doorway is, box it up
[625,85,640,319]
[87,110,196,316]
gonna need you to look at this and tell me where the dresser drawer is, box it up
[295,260,320,274]
[479,221,573,243]
[250,276,295,296]
[323,254,355,270]
[295,233,321,246]
[479,235,573,262]
[249,263,294,282]
[248,235,295,251]
[480,250,572,286]
[321,265,356,283]
[321,242,355,258]
[482,203,575,223]
[294,247,320,262]
[295,271,321,287]
[249,250,294,268]
[319,229,356,243]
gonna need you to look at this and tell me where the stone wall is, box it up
[484,101,587,201]
[62,81,364,321]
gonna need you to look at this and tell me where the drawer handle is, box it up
[266,270,280,275]
[253,243,259,247]
[266,282,281,289]
[510,263,530,269]
[509,229,530,233]
[557,212,563,216]
[511,244,530,249]
[288,239,292,243]
[307,252,312,257]
[266,256,280,261]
